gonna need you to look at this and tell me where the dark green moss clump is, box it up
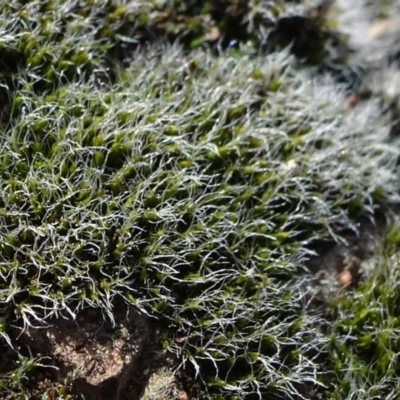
[0,1,399,399]
[0,0,356,124]
[327,226,400,399]
[0,42,399,398]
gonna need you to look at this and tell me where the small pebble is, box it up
[178,390,189,400]
[339,270,352,286]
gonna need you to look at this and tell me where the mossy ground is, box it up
[1,1,400,399]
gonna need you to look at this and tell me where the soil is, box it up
[5,305,194,400]
[301,217,387,307]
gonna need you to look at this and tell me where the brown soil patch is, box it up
[302,219,385,305]
[8,306,194,400]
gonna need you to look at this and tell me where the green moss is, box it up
[0,3,398,397]
[325,218,400,397]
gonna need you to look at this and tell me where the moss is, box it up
[6,47,391,396]
[0,0,353,109]
[0,1,399,399]
[327,233,400,398]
